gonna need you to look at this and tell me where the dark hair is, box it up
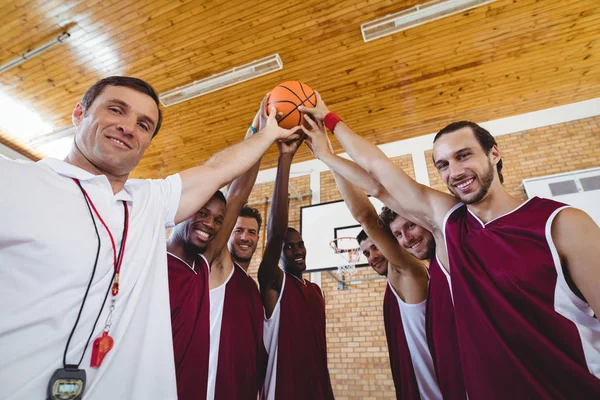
[80,76,163,137]
[356,229,368,244]
[433,121,503,184]
[212,190,227,205]
[239,205,263,232]
[378,206,398,227]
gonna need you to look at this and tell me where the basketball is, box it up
[267,81,317,129]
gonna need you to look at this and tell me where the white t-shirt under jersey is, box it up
[207,266,235,400]
[0,158,181,400]
[261,274,286,400]
[388,281,442,400]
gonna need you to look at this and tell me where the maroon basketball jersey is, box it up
[167,253,210,400]
[214,264,267,399]
[275,272,334,399]
[426,257,467,400]
[383,284,422,400]
[444,197,600,399]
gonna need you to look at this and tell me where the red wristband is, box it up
[324,112,343,132]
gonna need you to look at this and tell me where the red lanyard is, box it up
[72,178,129,296]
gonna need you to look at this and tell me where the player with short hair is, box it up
[229,205,263,271]
[258,133,334,400]
[300,95,600,398]
[0,76,300,400]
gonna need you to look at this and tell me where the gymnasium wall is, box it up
[244,114,600,400]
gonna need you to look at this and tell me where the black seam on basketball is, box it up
[278,94,319,125]
[267,100,300,106]
[299,83,317,107]
[278,85,304,102]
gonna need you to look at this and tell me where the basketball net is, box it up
[329,237,361,278]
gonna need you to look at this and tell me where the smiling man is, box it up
[229,205,262,271]
[0,76,300,400]
[258,134,334,400]
[300,92,600,399]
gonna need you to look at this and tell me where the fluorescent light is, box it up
[0,92,53,141]
[0,32,70,73]
[361,0,496,42]
[159,53,283,107]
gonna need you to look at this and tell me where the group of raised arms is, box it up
[1,76,598,400]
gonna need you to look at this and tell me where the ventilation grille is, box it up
[549,180,578,196]
[581,176,600,192]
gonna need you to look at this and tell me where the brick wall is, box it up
[242,116,600,399]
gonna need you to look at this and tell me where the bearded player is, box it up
[300,95,600,399]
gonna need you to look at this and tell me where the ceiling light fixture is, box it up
[159,53,283,107]
[0,32,71,73]
[361,0,496,42]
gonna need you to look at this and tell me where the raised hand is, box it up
[277,132,306,156]
[246,93,275,139]
[261,106,301,142]
[302,115,333,160]
[298,91,330,121]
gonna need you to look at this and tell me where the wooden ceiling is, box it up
[1,0,599,177]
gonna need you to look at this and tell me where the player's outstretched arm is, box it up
[332,169,429,303]
[258,135,304,316]
[205,102,268,265]
[175,104,300,225]
[299,94,457,234]
[303,116,407,213]
[552,207,600,316]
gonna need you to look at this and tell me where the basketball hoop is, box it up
[329,237,361,278]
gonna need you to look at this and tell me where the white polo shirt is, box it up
[0,158,181,400]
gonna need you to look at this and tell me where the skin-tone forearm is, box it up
[205,103,269,265]
[332,171,428,303]
[332,122,449,232]
[175,107,299,224]
[206,156,261,266]
[299,95,456,235]
[257,153,291,289]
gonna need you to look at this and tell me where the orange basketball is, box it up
[267,81,317,129]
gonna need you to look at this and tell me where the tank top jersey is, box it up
[262,272,334,400]
[443,197,600,399]
[383,279,442,400]
[167,252,210,400]
[426,256,467,400]
[208,263,267,400]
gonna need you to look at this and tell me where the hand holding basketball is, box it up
[277,132,305,156]
[303,115,333,160]
[262,106,302,142]
[246,93,272,139]
[298,91,330,121]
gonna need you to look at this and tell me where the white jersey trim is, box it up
[166,252,197,274]
[262,273,286,400]
[388,282,443,400]
[207,264,235,400]
[467,196,535,228]
[545,206,600,378]
[435,253,453,304]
